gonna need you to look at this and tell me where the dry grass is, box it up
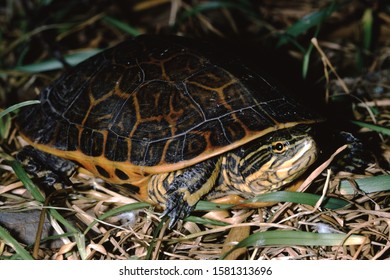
[0,0,389,260]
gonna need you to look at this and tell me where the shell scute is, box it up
[17,35,319,176]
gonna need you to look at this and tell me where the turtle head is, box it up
[236,125,318,194]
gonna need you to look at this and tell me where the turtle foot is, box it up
[161,187,196,229]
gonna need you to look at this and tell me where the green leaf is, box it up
[195,191,348,214]
[351,120,390,136]
[0,113,11,140]
[302,22,321,78]
[103,16,141,36]
[0,100,40,120]
[246,191,349,209]
[0,225,34,260]
[10,160,45,203]
[83,202,150,235]
[146,218,166,260]
[362,8,373,51]
[220,230,366,259]
[184,216,230,227]
[10,160,80,234]
[339,175,390,195]
[14,50,101,73]
[277,1,340,47]
[195,200,234,211]
[74,233,87,260]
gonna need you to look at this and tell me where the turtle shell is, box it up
[17,35,319,189]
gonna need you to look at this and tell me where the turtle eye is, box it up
[272,141,287,154]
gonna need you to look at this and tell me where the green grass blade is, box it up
[0,113,11,140]
[277,1,340,47]
[10,160,45,203]
[74,232,87,260]
[145,218,166,260]
[302,42,313,78]
[351,120,390,136]
[362,8,373,51]
[196,191,348,213]
[11,159,89,258]
[0,100,40,120]
[10,160,80,233]
[195,200,234,211]
[103,16,141,36]
[302,21,321,78]
[83,202,150,235]
[220,230,367,259]
[184,216,230,227]
[340,175,390,195]
[14,50,101,73]
[47,208,79,234]
[0,100,39,140]
[246,191,349,209]
[0,225,34,260]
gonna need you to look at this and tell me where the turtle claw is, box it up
[332,131,367,173]
[161,190,195,229]
[157,158,219,228]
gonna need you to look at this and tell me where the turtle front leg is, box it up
[16,145,76,189]
[149,157,222,228]
[331,131,368,173]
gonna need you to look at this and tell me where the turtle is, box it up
[16,34,322,228]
